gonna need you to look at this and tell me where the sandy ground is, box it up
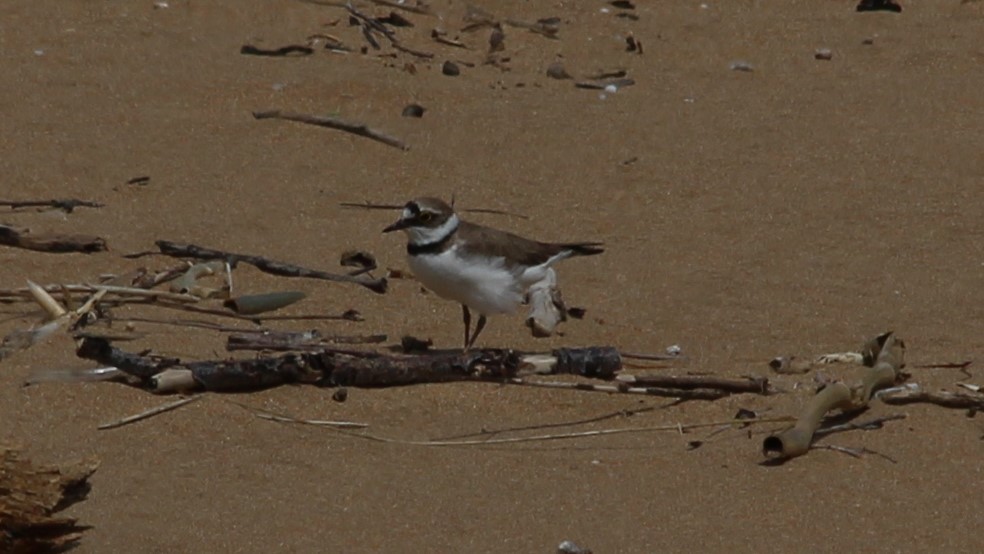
[2,0,984,552]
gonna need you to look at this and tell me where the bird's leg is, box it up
[461,304,471,351]
[466,314,488,350]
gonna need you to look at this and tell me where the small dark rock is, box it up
[339,250,377,271]
[489,26,505,53]
[442,60,460,76]
[332,388,348,402]
[546,61,573,79]
[126,176,151,186]
[610,0,635,8]
[376,11,414,27]
[566,307,587,319]
[401,335,433,353]
[856,0,902,12]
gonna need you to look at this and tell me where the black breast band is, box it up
[407,232,455,256]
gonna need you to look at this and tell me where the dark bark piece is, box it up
[152,240,387,293]
[574,78,635,90]
[0,448,98,554]
[623,374,770,394]
[0,224,108,253]
[856,0,902,12]
[240,44,314,57]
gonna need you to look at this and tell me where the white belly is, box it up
[408,247,526,316]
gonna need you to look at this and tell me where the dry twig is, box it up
[135,240,387,293]
[253,109,409,150]
[98,395,201,430]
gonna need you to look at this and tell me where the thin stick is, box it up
[97,395,201,430]
[510,379,731,400]
[298,0,434,15]
[110,316,258,332]
[146,301,362,323]
[254,412,369,429]
[812,444,898,464]
[148,240,387,293]
[621,351,685,362]
[253,109,409,151]
[261,415,795,447]
[432,405,657,441]
[339,201,530,220]
[0,283,200,304]
[913,361,973,369]
[813,414,907,439]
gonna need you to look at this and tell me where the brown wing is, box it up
[458,221,604,267]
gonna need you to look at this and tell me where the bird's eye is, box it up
[419,212,433,223]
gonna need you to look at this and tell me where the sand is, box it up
[2,0,984,552]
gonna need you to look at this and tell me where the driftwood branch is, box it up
[253,109,409,151]
[76,338,624,392]
[763,332,905,460]
[617,373,770,394]
[145,240,387,293]
[0,224,107,254]
[0,447,98,553]
[880,387,984,410]
[0,198,104,212]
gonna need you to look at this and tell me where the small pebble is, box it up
[666,344,682,356]
[401,103,426,118]
[558,540,593,554]
[729,60,753,72]
[862,37,875,45]
[814,48,833,61]
[271,82,286,91]
[604,84,618,94]
[441,60,460,76]
[545,61,572,80]
[33,49,44,56]
[332,388,348,402]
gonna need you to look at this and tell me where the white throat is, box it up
[405,213,459,246]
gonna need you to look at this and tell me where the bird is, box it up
[383,197,603,350]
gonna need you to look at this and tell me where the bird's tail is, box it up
[563,242,605,256]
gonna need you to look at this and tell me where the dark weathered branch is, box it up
[253,109,409,150]
[76,338,624,392]
[0,198,104,212]
[0,224,107,254]
[618,374,770,394]
[148,240,387,293]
